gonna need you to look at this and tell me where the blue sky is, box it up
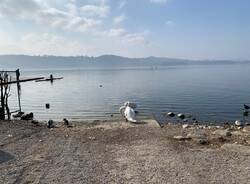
[0,0,249,60]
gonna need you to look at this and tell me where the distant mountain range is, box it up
[0,55,249,70]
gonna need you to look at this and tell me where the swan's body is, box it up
[119,101,137,123]
[124,106,137,123]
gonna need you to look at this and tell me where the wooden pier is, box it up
[0,69,44,120]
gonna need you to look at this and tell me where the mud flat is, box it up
[1,120,250,184]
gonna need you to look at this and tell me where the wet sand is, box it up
[1,120,250,184]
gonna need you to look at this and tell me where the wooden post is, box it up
[16,69,22,112]
[0,74,5,120]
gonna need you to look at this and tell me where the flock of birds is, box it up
[120,101,250,125]
[168,104,250,125]
[166,112,197,122]
[119,101,198,124]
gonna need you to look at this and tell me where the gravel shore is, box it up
[1,120,250,184]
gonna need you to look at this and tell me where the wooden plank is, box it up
[0,77,44,85]
[0,70,17,73]
[35,77,63,82]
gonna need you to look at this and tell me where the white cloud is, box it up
[0,0,102,32]
[107,28,127,37]
[20,33,93,56]
[0,0,150,56]
[0,0,43,18]
[80,4,110,18]
[124,34,147,44]
[113,14,126,25]
[65,3,78,16]
[0,31,21,54]
[103,28,148,45]
[0,30,150,57]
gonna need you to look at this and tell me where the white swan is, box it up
[119,101,137,123]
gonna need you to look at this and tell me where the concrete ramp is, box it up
[86,119,160,130]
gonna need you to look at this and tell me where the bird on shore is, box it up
[119,101,137,123]
[47,120,54,129]
[177,113,185,120]
[63,118,69,126]
[63,118,73,128]
[167,112,175,117]
[244,104,250,110]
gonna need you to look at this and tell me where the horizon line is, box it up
[0,54,249,62]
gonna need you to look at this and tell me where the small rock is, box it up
[193,121,199,125]
[197,139,209,145]
[173,136,191,141]
[216,126,223,129]
[13,111,24,118]
[217,136,227,143]
[7,134,13,138]
[245,122,250,126]
[231,131,245,136]
[187,130,207,139]
[182,124,190,129]
[198,125,207,129]
[88,137,96,140]
[213,129,232,137]
[243,126,250,133]
[21,112,34,121]
[31,120,39,125]
[183,119,188,123]
[198,125,204,129]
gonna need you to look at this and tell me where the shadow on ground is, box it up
[0,150,15,164]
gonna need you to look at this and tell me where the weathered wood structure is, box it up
[0,69,44,120]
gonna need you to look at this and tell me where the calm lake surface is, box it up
[8,64,250,123]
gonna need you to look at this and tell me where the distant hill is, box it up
[0,55,249,70]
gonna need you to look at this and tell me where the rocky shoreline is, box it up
[1,119,250,183]
[172,122,250,146]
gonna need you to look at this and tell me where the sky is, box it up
[0,0,250,60]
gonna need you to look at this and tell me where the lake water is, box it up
[8,64,250,123]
